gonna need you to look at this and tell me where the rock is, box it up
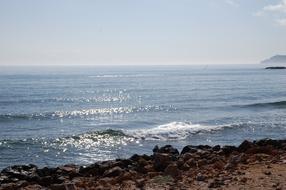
[255,139,286,148]
[196,145,212,150]
[264,171,272,175]
[152,145,159,153]
[143,164,155,173]
[196,173,206,181]
[136,178,145,188]
[153,153,175,171]
[240,177,247,183]
[197,159,208,167]
[185,159,197,168]
[181,145,198,154]
[208,179,225,188]
[224,154,245,170]
[118,171,135,181]
[36,167,57,177]
[164,163,179,178]
[222,146,238,155]
[137,157,149,167]
[212,145,221,152]
[213,160,225,170]
[130,154,141,161]
[1,164,39,182]
[50,184,66,190]
[79,163,100,176]
[238,140,254,152]
[103,166,123,177]
[181,153,193,162]
[153,145,179,155]
[122,180,137,189]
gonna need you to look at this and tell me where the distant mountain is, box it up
[261,55,286,64]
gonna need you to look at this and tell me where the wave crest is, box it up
[126,122,224,140]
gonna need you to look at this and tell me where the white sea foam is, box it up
[126,122,225,140]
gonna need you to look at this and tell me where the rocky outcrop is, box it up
[1,139,286,189]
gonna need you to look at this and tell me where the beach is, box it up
[1,138,286,190]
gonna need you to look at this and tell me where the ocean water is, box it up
[0,65,285,169]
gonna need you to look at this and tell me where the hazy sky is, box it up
[0,0,286,65]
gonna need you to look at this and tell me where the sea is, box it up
[0,64,285,169]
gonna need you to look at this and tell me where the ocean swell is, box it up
[241,100,286,109]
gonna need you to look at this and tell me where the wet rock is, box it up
[255,139,285,148]
[181,145,198,154]
[238,140,254,152]
[212,145,221,152]
[222,145,238,155]
[152,145,159,153]
[153,145,179,155]
[196,145,212,150]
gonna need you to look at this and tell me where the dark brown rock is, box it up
[153,153,175,171]
[103,166,123,177]
[181,145,198,154]
[164,163,180,178]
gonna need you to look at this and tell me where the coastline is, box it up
[1,139,286,190]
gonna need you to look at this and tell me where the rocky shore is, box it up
[1,139,286,190]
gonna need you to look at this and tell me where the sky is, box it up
[0,0,286,66]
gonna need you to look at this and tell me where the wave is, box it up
[0,105,175,121]
[241,100,286,109]
[0,129,134,151]
[0,122,230,150]
[126,122,226,140]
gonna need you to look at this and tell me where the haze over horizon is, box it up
[1,0,286,66]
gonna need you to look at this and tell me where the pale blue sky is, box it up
[0,0,286,65]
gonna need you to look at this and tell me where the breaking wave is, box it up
[0,121,231,150]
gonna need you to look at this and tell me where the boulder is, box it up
[153,153,174,171]
[153,145,179,155]
[181,145,198,154]
[164,163,180,178]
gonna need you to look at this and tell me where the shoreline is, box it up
[1,139,286,190]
